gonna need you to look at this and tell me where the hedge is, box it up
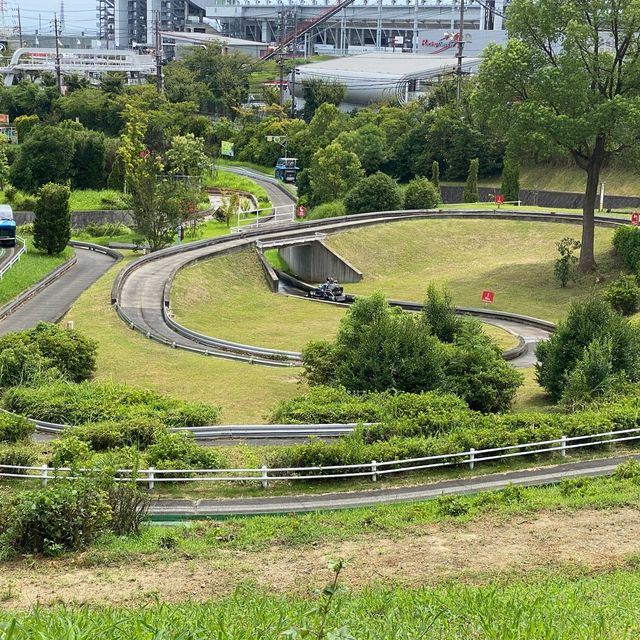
[3,381,221,428]
[0,443,38,473]
[62,417,168,451]
[0,412,34,443]
[613,225,640,273]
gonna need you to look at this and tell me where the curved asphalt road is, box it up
[0,247,117,335]
[0,245,17,271]
[149,454,640,517]
[218,165,297,210]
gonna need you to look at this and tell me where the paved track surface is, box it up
[219,166,296,209]
[0,248,116,334]
[0,245,16,271]
[149,454,639,517]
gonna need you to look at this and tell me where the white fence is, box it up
[2,426,639,489]
[234,204,294,232]
[0,236,26,280]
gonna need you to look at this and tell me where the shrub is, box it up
[49,435,93,467]
[403,177,440,210]
[33,183,71,255]
[108,483,150,536]
[0,443,38,473]
[435,495,469,518]
[64,417,168,451]
[344,172,403,215]
[0,478,111,555]
[301,340,339,387]
[554,237,581,288]
[604,275,640,315]
[421,283,458,343]
[500,156,520,202]
[536,298,640,400]
[307,200,346,220]
[3,381,221,427]
[83,222,129,237]
[431,160,440,192]
[613,459,640,482]
[145,433,226,470]
[0,412,34,443]
[613,224,640,272]
[463,158,479,203]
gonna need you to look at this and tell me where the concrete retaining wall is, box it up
[440,186,640,210]
[278,240,363,283]
[15,209,134,227]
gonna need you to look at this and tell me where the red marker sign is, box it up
[481,290,495,304]
[297,205,307,218]
[495,194,505,205]
[631,212,640,226]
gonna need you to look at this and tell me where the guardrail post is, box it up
[41,464,49,487]
[561,435,567,457]
[147,467,155,490]
[469,448,475,470]
[371,459,377,482]
[261,465,269,489]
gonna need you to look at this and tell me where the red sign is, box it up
[631,212,640,226]
[495,194,505,205]
[481,290,495,304]
[296,205,307,218]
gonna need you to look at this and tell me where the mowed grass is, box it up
[171,249,520,352]
[0,239,74,306]
[62,256,304,423]
[327,218,621,322]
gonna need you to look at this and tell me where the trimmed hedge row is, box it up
[3,381,221,428]
[613,225,640,273]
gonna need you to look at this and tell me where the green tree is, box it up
[163,62,208,105]
[463,158,479,203]
[335,123,387,174]
[501,155,520,203]
[554,237,581,288]
[10,125,75,192]
[301,79,346,121]
[404,177,440,210]
[309,143,364,205]
[33,183,71,255]
[344,172,402,215]
[72,130,106,190]
[474,0,640,272]
[422,283,458,343]
[164,133,209,177]
[99,72,126,94]
[13,114,39,143]
[431,160,441,197]
[535,298,640,400]
[0,135,10,189]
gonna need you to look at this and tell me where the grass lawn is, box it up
[326,218,622,323]
[171,248,520,352]
[68,189,129,211]
[62,256,304,423]
[0,239,74,307]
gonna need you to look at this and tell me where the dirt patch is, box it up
[2,507,640,610]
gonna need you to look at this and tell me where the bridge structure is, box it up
[0,48,156,87]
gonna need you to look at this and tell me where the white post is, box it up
[261,465,269,489]
[147,467,155,490]
[599,182,605,212]
[41,464,49,486]
[371,459,377,482]
[561,435,567,458]
[469,448,475,469]
[66,320,74,330]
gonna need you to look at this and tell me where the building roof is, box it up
[161,31,262,48]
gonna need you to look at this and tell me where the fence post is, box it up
[147,467,155,490]
[261,465,269,489]
[41,464,49,487]
[561,435,567,458]
[371,459,377,482]
[469,448,475,470]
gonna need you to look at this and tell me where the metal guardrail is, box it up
[0,235,26,280]
[4,426,640,487]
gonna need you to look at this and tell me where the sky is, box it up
[5,1,100,37]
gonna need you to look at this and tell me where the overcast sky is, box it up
[10,1,99,37]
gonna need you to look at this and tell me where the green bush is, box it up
[33,182,71,255]
[604,275,640,315]
[613,225,640,273]
[145,433,226,470]
[421,283,458,343]
[64,417,168,451]
[463,158,479,203]
[0,412,34,443]
[307,200,346,220]
[49,435,93,467]
[3,380,221,427]
[0,443,38,473]
[82,222,130,237]
[344,172,403,215]
[0,478,111,555]
[403,177,440,210]
[500,156,520,203]
[300,340,338,387]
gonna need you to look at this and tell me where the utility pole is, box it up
[16,7,22,47]
[456,0,465,102]
[53,14,63,94]
[277,11,285,107]
[290,10,298,118]
[155,11,163,94]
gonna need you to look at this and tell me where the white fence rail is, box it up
[2,427,639,489]
[0,236,26,280]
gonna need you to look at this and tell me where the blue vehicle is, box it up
[275,157,299,184]
[0,205,16,248]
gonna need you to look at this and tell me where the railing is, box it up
[3,426,639,489]
[0,236,26,280]
[234,204,294,232]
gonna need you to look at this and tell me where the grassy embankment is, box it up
[0,239,74,307]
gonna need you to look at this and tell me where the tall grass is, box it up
[4,568,640,638]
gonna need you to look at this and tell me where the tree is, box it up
[431,160,441,196]
[100,72,126,94]
[0,135,10,189]
[72,130,106,190]
[13,114,39,143]
[404,177,440,210]
[554,237,581,287]
[422,283,458,343]
[463,158,479,203]
[10,125,75,192]
[474,0,640,272]
[301,79,346,121]
[344,172,402,215]
[164,133,209,177]
[501,155,520,203]
[535,298,640,400]
[335,123,387,174]
[33,183,71,255]
[163,62,208,106]
[309,143,364,205]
